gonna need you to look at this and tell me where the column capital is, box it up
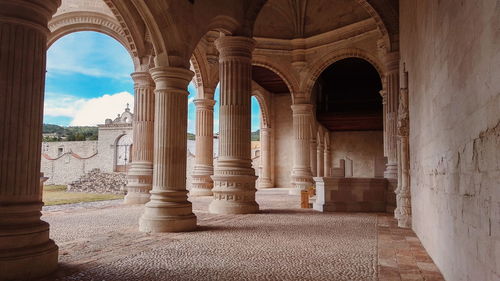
[150,66,194,91]
[0,0,61,33]
[193,98,216,108]
[291,103,313,114]
[131,71,154,86]
[214,36,256,61]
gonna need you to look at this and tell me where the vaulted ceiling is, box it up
[253,0,371,39]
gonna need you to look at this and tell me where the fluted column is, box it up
[324,141,331,177]
[316,136,324,177]
[190,97,216,196]
[0,0,61,279]
[124,72,155,204]
[310,136,317,177]
[290,104,313,195]
[395,72,411,228]
[139,66,197,232]
[209,36,258,214]
[383,52,400,179]
[257,127,273,188]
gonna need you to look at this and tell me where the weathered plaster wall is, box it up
[273,93,293,188]
[400,0,500,280]
[330,131,384,178]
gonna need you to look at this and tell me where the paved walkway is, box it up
[38,189,443,281]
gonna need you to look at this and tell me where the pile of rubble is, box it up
[67,169,127,194]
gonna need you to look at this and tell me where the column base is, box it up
[124,191,151,204]
[124,163,152,205]
[290,174,313,195]
[209,175,259,214]
[257,178,274,189]
[139,190,197,233]
[190,173,213,197]
[384,163,398,179]
[0,204,59,280]
[0,239,58,280]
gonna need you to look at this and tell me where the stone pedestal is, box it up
[383,52,400,179]
[0,1,61,279]
[290,104,313,195]
[190,98,216,196]
[124,72,155,204]
[209,36,259,214]
[257,127,273,188]
[139,67,197,232]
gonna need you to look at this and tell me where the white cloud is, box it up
[44,92,134,126]
[188,97,195,104]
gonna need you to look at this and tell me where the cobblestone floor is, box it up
[38,189,443,281]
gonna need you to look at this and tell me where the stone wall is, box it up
[330,131,384,178]
[273,93,293,188]
[400,0,500,280]
[41,127,133,185]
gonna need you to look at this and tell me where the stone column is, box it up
[0,0,61,279]
[316,134,324,177]
[124,72,155,204]
[310,135,317,177]
[381,89,387,158]
[395,71,411,228]
[190,97,216,196]
[324,139,331,177]
[290,104,313,195]
[383,52,400,179]
[257,127,273,188]
[209,36,258,214]
[139,66,197,232]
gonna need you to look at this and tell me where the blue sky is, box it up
[45,31,261,132]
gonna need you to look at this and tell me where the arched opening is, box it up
[115,134,133,172]
[41,31,134,204]
[313,57,384,178]
[251,65,293,189]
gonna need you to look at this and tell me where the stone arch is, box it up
[48,12,135,59]
[251,82,272,129]
[303,48,385,102]
[356,0,393,51]
[251,58,299,103]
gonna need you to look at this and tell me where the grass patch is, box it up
[43,185,123,206]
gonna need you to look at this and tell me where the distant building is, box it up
[41,107,134,185]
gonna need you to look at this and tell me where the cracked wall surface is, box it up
[400,0,500,280]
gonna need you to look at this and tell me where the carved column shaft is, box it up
[395,71,411,228]
[290,104,313,194]
[124,72,155,204]
[139,66,197,232]
[0,0,61,279]
[384,52,400,179]
[257,127,273,188]
[209,36,259,214]
[190,97,216,196]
